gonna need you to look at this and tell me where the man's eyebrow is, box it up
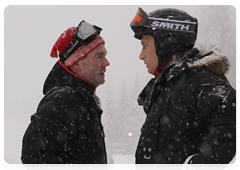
[96,52,107,56]
[95,52,107,56]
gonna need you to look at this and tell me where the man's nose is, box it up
[103,57,110,67]
[139,52,144,60]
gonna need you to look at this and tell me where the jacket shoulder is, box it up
[36,86,85,117]
[43,86,80,103]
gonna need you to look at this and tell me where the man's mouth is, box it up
[100,70,106,76]
[144,62,148,68]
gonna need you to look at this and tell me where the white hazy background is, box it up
[4,5,236,166]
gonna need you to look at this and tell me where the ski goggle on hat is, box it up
[59,20,104,66]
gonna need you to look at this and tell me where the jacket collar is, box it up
[43,60,96,95]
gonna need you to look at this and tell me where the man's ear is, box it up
[71,63,81,71]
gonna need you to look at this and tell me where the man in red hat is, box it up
[21,20,110,164]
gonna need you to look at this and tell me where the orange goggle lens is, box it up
[130,8,146,26]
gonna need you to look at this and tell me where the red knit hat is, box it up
[50,27,105,67]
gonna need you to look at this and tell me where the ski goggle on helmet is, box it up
[130,7,198,43]
[59,20,103,62]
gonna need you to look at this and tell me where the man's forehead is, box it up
[141,35,154,44]
[94,44,107,53]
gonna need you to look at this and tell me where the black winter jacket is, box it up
[135,47,236,164]
[21,60,107,164]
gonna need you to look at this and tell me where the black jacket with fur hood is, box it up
[135,47,236,164]
[21,61,107,164]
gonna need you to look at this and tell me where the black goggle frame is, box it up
[59,20,102,62]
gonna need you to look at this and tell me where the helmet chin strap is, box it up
[153,58,174,77]
[154,37,180,73]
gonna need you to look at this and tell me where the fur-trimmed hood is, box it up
[155,46,231,83]
[187,46,230,75]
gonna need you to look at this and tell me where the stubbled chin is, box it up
[148,68,154,75]
[96,77,105,86]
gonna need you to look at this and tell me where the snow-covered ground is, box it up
[4,119,238,170]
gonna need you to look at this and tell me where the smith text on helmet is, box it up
[148,18,197,33]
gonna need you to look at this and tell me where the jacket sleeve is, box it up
[186,74,236,164]
[21,91,88,164]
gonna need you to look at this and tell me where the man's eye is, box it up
[97,55,102,59]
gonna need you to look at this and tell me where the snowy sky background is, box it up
[3,4,238,168]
